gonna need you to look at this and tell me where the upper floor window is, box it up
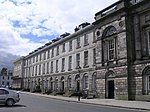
[36,55,38,62]
[93,48,96,65]
[84,34,89,46]
[102,26,117,65]
[35,65,37,76]
[108,39,115,60]
[68,56,72,71]
[51,48,54,58]
[29,58,31,64]
[43,52,46,60]
[146,30,150,55]
[32,66,34,76]
[142,27,150,56]
[62,43,66,52]
[47,62,49,74]
[47,50,50,59]
[56,60,59,73]
[76,37,81,49]
[39,65,41,75]
[40,54,42,61]
[76,53,80,68]
[33,57,35,63]
[43,63,45,74]
[61,58,65,72]
[51,61,53,73]
[56,46,59,56]
[69,40,73,51]
[84,51,89,67]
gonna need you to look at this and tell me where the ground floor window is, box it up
[148,75,150,90]
[142,66,150,95]
[83,75,88,89]
[68,76,71,89]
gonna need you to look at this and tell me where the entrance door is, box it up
[77,81,80,92]
[108,80,114,98]
[50,82,53,91]
[62,81,64,91]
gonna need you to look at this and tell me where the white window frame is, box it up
[147,29,150,55]
[76,37,81,48]
[84,51,88,66]
[62,58,65,72]
[69,40,73,51]
[108,38,115,61]
[68,56,72,70]
[56,60,59,73]
[83,75,88,89]
[148,75,150,91]
[76,53,80,68]
[84,34,89,45]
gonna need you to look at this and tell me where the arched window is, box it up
[82,74,88,89]
[142,66,150,95]
[55,77,58,91]
[60,76,65,91]
[102,26,117,38]
[92,73,97,90]
[102,26,117,65]
[67,76,72,89]
[49,77,53,91]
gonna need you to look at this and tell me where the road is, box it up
[0,93,148,112]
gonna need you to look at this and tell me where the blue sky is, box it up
[0,0,118,56]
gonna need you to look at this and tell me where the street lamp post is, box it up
[77,66,81,101]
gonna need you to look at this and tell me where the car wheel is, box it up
[6,99,14,106]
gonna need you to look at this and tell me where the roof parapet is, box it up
[94,0,125,20]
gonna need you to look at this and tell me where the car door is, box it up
[0,89,9,103]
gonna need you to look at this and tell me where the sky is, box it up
[0,0,118,57]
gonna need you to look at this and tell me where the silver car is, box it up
[0,88,20,106]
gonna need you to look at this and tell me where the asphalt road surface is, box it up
[0,93,148,112]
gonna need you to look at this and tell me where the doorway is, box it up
[108,80,114,98]
[77,80,80,91]
[61,81,64,91]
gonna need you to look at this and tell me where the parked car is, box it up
[0,88,20,106]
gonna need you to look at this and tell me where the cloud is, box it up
[0,0,118,56]
[0,0,118,69]
[0,22,43,56]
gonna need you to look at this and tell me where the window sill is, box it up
[84,43,89,47]
[76,46,81,49]
[69,49,73,52]
[68,69,72,71]
[55,71,59,73]
[61,70,65,72]
[83,65,89,68]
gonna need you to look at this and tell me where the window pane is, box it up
[84,51,88,66]
[108,39,115,60]
[148,76,150,90]
[76,53,80,67]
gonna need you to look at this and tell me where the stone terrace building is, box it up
[22,23,97,97]
[13,56,24,90]
[93,0,150,100]
[13,0,150,101]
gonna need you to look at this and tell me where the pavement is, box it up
[20,91,150,111]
